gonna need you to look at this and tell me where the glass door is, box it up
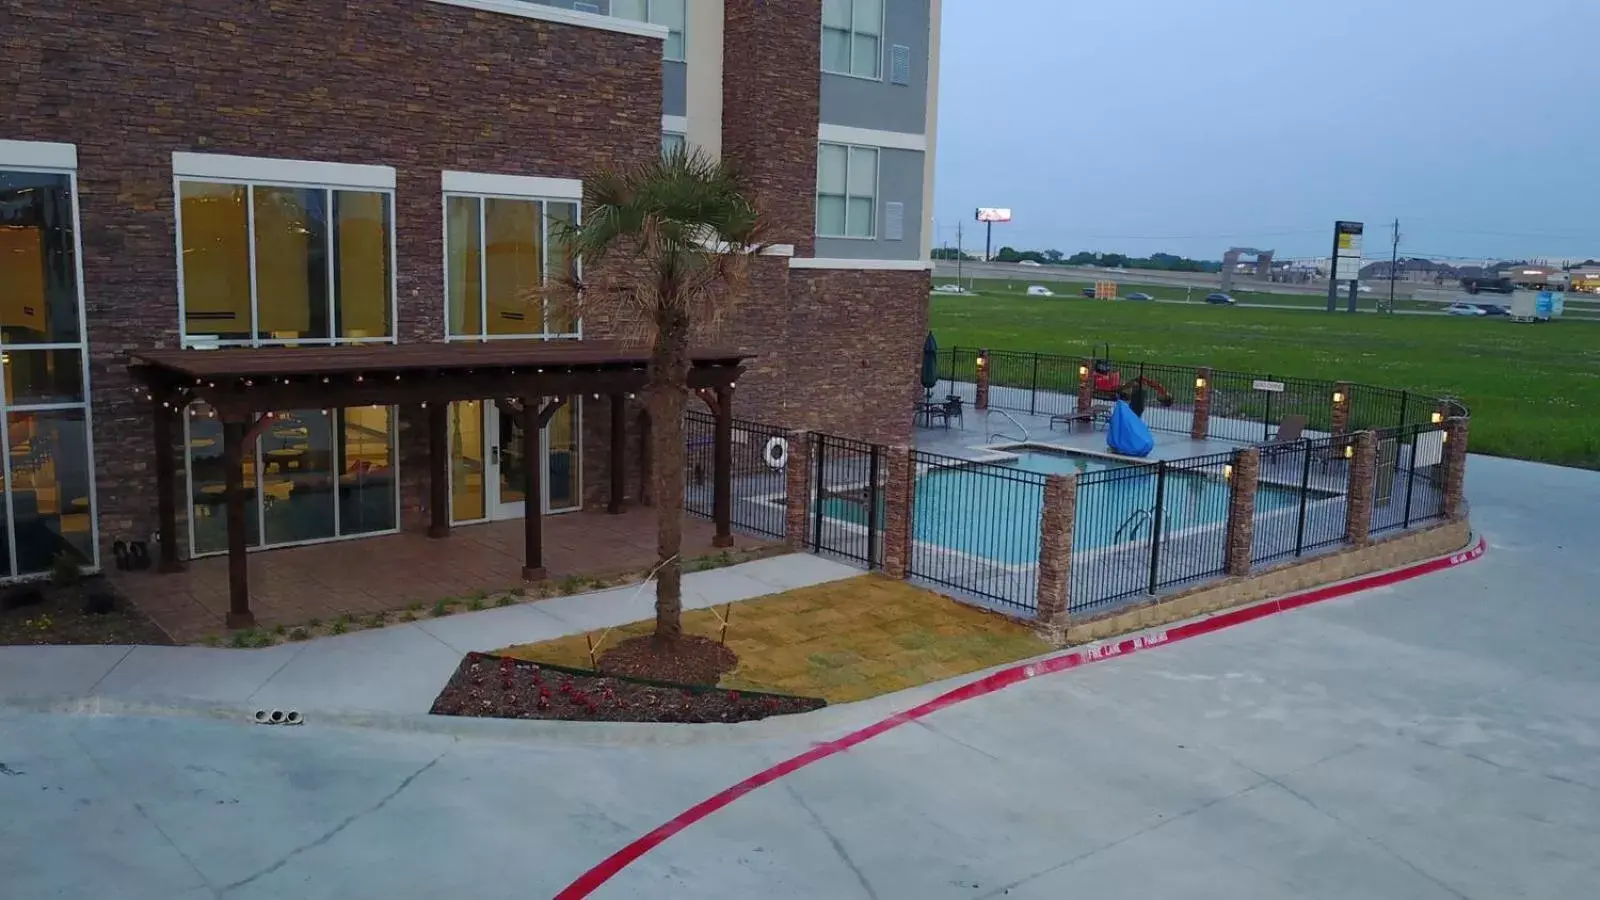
[544,398,581,513]
[489,400,530,520]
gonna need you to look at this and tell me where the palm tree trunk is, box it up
[649,307,692,644]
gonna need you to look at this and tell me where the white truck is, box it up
[1510,290,1565,323]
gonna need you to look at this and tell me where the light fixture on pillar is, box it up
[1195,376,1208,390]
[1223,463,1233,479]
[1344,443,1354,459]
[1077,364,1088,377]
[1333,391,1345,403]
[1431,411,1443,424]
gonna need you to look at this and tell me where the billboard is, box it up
[975,208,1012,223]
[1333,220,1364,282]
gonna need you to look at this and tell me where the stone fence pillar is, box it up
[1331,381,1352,436]
[1034,474,1078,627]
[1442,416,1470,521]
[1345,431,1378,545]
[881,446,917,579]
[1077,359,1095,414]
[975,349,990,410]
[1224,448,1260,576]
[1191,366,1213,440]
[783,430,811,551]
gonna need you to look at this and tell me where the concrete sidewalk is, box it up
[0,554,860,718]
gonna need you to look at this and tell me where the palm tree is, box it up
[548,147,765,645]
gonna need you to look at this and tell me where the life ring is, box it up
[763,436,789,470]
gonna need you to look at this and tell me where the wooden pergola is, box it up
[128,341,746,629]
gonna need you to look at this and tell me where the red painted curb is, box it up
[554,536,1487,899]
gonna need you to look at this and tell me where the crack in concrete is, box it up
[912,718,1005,764]
[782,781,879,900]
[68,728,220,899]
[242,644,311,705]
[84,646,135,696]
[1411,734,1600,794]
[219,751,447,894]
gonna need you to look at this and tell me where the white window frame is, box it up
[661,131,687,157]
[440,171,584,342]
[816,142,880,240]
[822,0,885,81]
[612,0,686,62]
[172,153,400,349]
[0,140,100,577]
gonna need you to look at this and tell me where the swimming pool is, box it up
[822,448,1306,565]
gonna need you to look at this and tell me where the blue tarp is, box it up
[1106,400,1155,457]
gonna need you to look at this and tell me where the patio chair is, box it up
[1258,414,1308,460]
[942,395,964,429]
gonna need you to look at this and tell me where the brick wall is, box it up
[3,0,662,554]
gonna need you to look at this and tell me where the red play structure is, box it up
[1091,362,1175,407]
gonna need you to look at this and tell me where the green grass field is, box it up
[930,291,1600,468]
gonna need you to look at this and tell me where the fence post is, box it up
[811,435,827,549]
[1028,353,1040,416]
[1077,358,1095,414]
[865,445,882,567]
[1191,366,1212,440]
[1146,462,1169,594]
[1331,381,1352,436]
[1345,431,1378,545]
[1442,416,1470,521]
[881,446,916,579]
[783,429,811,551]
[975,348,990,410]
[1034,473,1077,628]
[1224,448,1260,576]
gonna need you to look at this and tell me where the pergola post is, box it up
[152,401,183,573]
[521,396,545,580]
[427,403,450,538]
[221,418,254,629]
[713,383,734,548]
[609,393,627,515]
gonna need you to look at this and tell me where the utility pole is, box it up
[1388,218,1400,314]
[956,219,965,291]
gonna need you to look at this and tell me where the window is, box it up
[176,174,395,346]
[661,132,686,158]
[822,0,882,79]
[612,0,685,61]
[0,144,97,577]
[816,143,878,238]
[445,191,581,339]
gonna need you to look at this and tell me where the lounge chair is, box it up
[1258,414,1308,460]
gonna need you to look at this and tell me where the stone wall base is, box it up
[1051,519,1472,646]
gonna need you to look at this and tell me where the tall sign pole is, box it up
[1328,221,1364,312]
[985,220,993,262]
[974,208,1011,264]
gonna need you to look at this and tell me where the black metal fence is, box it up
[1252,434,1355,564]
[804,432,884,567]
[1370,424,1448,534]
[683,410,788,540]
[1069,453,1235,613]
[905,452,1049,614]
[938,346,1468,442]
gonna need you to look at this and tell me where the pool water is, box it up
[823,449,1304,565]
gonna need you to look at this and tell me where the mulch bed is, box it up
[430,651,825,724]
[596,634,738,685]
[0,579,172,646]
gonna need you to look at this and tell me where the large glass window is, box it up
[0,162,95,576]
[185,404,397,557]
[178,180,394,345]
[661,132,687,158]
[445,195,581,339]
[612,0,686,61]
[822,0,882,79]
[816,143,878,238]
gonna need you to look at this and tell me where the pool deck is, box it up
[914,404,1247,464]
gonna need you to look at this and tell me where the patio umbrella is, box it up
[920,332,940,401]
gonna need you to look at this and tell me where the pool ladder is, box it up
[1115,507,1171,542]
[987,409,1030,444]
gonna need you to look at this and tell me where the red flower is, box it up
[727,691,741,701]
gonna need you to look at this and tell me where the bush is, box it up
[50,552,82,588]
[82,589,117,616]
[0,585,45,611]
[287,627,310,642]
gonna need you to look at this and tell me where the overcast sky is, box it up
[933,0,1599,263]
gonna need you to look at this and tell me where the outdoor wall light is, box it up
[1078,365,1088,377]
[1441,431,1449,444]
[1195,377,1208,390]
[1332,391,1345,404]
[1223,464,1233,479]
[977,356,989,369]
[1431,411,1444,424]
[1344,444,1354,459]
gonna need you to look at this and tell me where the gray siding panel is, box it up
[814,148,924,260]
[818,0,929,135]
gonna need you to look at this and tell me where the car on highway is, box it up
[1081,287,1097,298]
[1477,303,1510,316]
[1446,302,1487,316]
[1017,260,1041,267]
[1126,292,1154,301]
[1204,292,1237,305]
